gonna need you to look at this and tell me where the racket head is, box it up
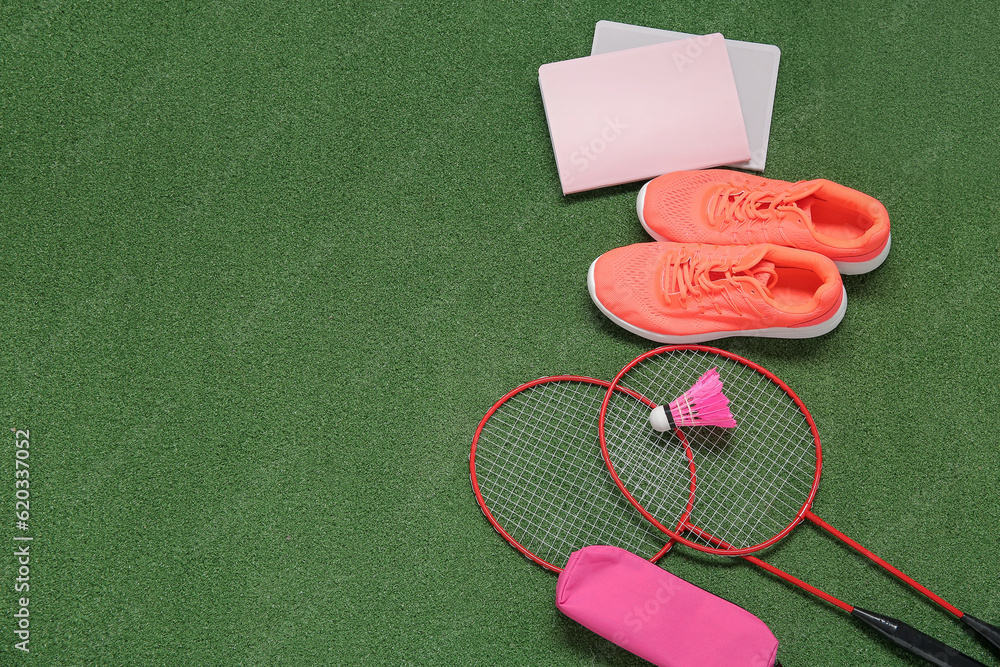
[470,376,682,572]
[599,346,822,556]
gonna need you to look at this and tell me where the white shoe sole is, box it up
[833,234,891,274]
[588,258,848,344]
[636,181,662,240]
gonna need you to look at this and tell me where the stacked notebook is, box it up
[538,21,780,195]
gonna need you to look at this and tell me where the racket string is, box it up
[605,349,819,552]
[484,383,604,556]
[474,379,670,568]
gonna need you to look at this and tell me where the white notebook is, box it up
[592,21,780,171]
[539,33,750,195]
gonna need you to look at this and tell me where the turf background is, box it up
[2,1,999,665]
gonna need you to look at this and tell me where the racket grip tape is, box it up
[960,614,1000,653]
[851,607,987,667]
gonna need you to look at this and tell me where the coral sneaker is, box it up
[588,242,846,343]
[637,170,891,274]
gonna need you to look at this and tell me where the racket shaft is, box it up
[742,553,852,612]
[808,511,1000,654]
[746,555,982,665]
[807,511,962,616]
[851,607,986,667]
[691,526,982,665]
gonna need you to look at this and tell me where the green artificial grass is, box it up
[2,1,999,665]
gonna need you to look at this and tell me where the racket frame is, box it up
[470,375,675,573]
[599,344,823,556]
[598,345,997,662]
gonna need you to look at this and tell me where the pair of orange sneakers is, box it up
[589,170,891,343]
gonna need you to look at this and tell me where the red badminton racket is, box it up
[471,375,788,667]
[470,376,679,572]
[598,345,993,667]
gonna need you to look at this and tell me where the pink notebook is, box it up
[538,33,750,195]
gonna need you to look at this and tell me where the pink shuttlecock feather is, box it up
[649,367,737,431]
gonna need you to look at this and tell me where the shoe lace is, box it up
[660,250,773,316]
[708,183,812,230]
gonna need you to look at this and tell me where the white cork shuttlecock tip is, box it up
[649,367,737,432]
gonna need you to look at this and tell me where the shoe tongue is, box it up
[746,260,778,289]
[710,262,778,288]
[785,180,823,201]
[709,249,778,289]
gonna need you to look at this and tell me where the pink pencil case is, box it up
[556,546,779,667]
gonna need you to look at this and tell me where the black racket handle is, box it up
[961,614,1000,653]
[851,607,986,667]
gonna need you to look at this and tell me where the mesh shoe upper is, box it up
[589,242,846,343]
[638,170,891,274]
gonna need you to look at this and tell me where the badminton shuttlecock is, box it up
[649,367,737,431]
